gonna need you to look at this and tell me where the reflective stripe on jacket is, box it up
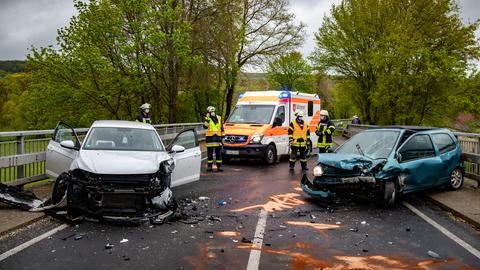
[204,115,224,147]
[288,119,310,147]
[316,121,335,148]
[136,113,151,124]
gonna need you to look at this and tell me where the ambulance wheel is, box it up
[264,144,277,165]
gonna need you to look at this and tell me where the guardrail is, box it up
[342,124,480,186]
[0,123,205,186]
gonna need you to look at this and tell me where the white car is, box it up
[45,120,201,222]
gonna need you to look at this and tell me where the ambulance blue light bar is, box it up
[278,91,291,99]
[238,92,245,99]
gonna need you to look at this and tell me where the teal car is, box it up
[301,128,464,205]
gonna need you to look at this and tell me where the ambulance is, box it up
[222,91,321,164]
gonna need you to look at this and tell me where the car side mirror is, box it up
[396,152,402,162]
[60,140,79,150]
[170,144,185,153]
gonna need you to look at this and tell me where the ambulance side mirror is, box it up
[272,117,283,128]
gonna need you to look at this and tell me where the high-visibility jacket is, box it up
[203,115,224,147]
[136,113,151,124]
[316,120,335,148]
[288,119,310,147]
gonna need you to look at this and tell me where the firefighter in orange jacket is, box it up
[203,106,224,172]
[288,111,310,171]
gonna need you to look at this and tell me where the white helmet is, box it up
[140,103,151,110]
[207,106,216,113]
[295,110,304,117]
[320,110,329,117]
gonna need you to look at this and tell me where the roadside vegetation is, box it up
[0,0,479,132]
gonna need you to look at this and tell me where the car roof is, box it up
[91,120,155,130]
[363,126,451,133]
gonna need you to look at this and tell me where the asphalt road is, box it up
[1,156,480,270]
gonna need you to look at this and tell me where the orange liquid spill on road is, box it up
[231,192,305,212]
[286,221,340,231]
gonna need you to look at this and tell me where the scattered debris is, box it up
[218,200,227,206]
[74,233,85,240]
[120,238,129,244]
[241,237,252,243]
[171,230,178,234]
[198,196,210,201]
[142,246,150,250]
[232,239,239,243]
[105,243,114,249]
[265,243,272,247]
[349,227,359,232]
[362,249,369,253]
[427,250,441,259]
[279,225,287,228]
[310,214,316,219]
[406,227,411,232]
[361,221,367,225]
[335,222,342,225]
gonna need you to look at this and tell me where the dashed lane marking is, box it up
[246,209,268,270]
[402,201,480,260]
[0,224,69,262]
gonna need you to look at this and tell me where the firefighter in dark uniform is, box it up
[289,110,310,171]
[203,106,224,172]
[136,103,152,124]
[316,110,336,153]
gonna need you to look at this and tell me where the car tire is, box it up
[264,144,277,165]
[383,180,397,207]
[446,168,463,190]
[52,172,70,205]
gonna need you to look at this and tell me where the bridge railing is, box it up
[0,123,204,186]
[342,124,480,186]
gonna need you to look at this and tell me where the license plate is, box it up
[225,150,239,155]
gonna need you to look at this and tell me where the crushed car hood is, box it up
[318,153,374,170]
[74,150,171,174]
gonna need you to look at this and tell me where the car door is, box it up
[397,134,443,191]
[168,129,201,187]
[271,105,289,155]
[430,133,459,185]
[46,122,81,178]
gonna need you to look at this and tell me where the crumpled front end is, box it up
[301,153,400,199]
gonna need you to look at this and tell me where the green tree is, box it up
[267,52,314,92]
[312,0,479,125]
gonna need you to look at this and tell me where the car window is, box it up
[274,106,285,125]
[336,130,399,159]
[308,101,313,116]
[398,134,435,162]
[431,133,456,154]
[172,130,197,149]
[54,123,79,146]
[83,127,164,151]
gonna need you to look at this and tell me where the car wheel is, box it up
[264,144,277,164]
[447,168,463,190]
[383,181,397,207]
[52,172,70,205]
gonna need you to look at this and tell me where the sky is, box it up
[0,0,479,60]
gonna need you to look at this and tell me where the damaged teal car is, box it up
[301,128,464,206]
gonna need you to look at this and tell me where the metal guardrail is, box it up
[0,123,204,186]
[342,124,480,185]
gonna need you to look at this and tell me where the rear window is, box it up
[431,133,456,154]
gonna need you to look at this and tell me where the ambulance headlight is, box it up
[313,165,324,176]
[250,133,264,144]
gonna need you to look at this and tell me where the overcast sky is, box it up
[0,0,478,60]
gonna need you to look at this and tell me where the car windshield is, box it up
[227,105,275,124]
[83,127,164,151]
[336,130,400,159]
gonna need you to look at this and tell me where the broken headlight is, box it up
[160,158,175,174]
[78,170,100,184]
[313,165,324,176]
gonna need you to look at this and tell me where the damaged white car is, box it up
[5,120,201,224]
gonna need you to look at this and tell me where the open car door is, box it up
[168,129,201,187]
[46,122,81,178]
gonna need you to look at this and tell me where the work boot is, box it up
[217,165,224,172]
[289,162,295,171]
[206,166,213,172]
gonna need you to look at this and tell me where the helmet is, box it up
[295,110,304,117]
[140,103,151,110]
[320,110,329,117]
[353,115,358,118]
[207,106,216,113]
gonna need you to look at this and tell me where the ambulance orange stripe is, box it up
[239,96,321,104]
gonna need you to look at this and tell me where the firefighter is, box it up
[203,106,224,172]
[316,110,336,153]
[136,103,152,124]
[288,110,310,171]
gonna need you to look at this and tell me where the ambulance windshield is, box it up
[227,105,275,124]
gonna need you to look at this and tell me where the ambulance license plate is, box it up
[225,150,239,155]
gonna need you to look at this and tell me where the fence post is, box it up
[16,135,25,179]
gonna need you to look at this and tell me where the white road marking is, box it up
[246,209,268,270]
[402,201,480,260]
[0,224,69,262]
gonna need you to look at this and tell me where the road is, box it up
[1,156,480,269]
